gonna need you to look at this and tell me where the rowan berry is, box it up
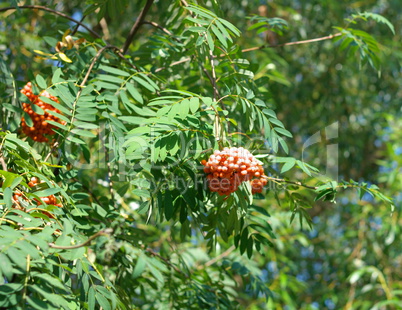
[20,82,66,143]
[202,147,268,195]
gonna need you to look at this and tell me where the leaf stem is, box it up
[0,5,101,38]
[122,0,155,54]
[240,32,342,53]
[48,228,113,249]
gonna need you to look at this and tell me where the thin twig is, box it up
[79,45,110,88]
[264,176,318,190]
[208,49,219,101]
[180,0,223,145]
[122,0,155,54]
[44,141,58,162]
[99,18,111,40]
[202,245,236,268]
[0,5,101,38]
[154,33,343,73]
[146,247,187,276]
[72,178,103,206]
[154,57,192,73]
[44,45,109,161]
[109,45,139,71]
[21,254,30,303]
[105,137,115,209]
[241,33,342,53]
[0,156,7,171]
[71,13,86,36]
[49,228,113,249]
[142,20,173,36]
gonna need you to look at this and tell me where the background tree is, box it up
[0,0,400,309]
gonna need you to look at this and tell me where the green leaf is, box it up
[133,254,147,278]
[132,75,156,92]
[0,253,13,280]
[278,136,289,154]
[99,65,130,77]
[281,159,296,173]
[179,99,190,119]
[211,25,227,48]
[16,240,41,260]
[206,32,215,51]
[218,18,241,36]
[239,228,249,255]
[246,236,253,259]
[274,127,293,138]
[88,286,96,310]
[185,26,207,33]
[189,97,199,114]
[51,68,63,84]
[0,283,23,295]
[96,81,120,90]
[6,247,26,270]
[23,111,33,127]
[164,190,174,220]
[96,293,111,310]
[34,273,68,291]
[126,83,143,104]
[4,187,12,209]
[147,259,164,283]
[27,296,52,310]
[269,117,285,128]
[297,160,312,176]
[357,12,395,34]
[35,74,47,89]
[32,187,61,197]
[97,74,125,84]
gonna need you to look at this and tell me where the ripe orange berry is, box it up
[202,147,268,196]
[20,82,66,143]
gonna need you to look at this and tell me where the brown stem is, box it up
[99,17,111,40]
[202,245,236,268]
[0,156,7,171]
[49,228,113,249]
[241,32,342,53]
[0,5,101,38]
[142,20,173,37]
[208,50,220,101]
[154,57,191,73]
[122,0,155,54]
[264,176,318,190]
[154,33,343,73]
[71,13,86,36]
[146,247,187,276]
[79,45,110,88]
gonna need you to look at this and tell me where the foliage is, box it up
[0,0,400,309]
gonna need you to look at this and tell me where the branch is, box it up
[0,5,101,38]
[122,0,155,54]
[146,247,187,276]
[71,13,86,36]
[264,176,318,190]
[80,45,111,88]
[154,57,192,73]
[202,245,236,269]
[49,228,113,249]
[154,32,343,73]
[241,32,342,53]
[0,156,7,171]
[142,20,173,37]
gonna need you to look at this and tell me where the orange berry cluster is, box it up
[28,177,61,207]
[12,177,62,217]
[20,82,65,143]
[201,147,268,196]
